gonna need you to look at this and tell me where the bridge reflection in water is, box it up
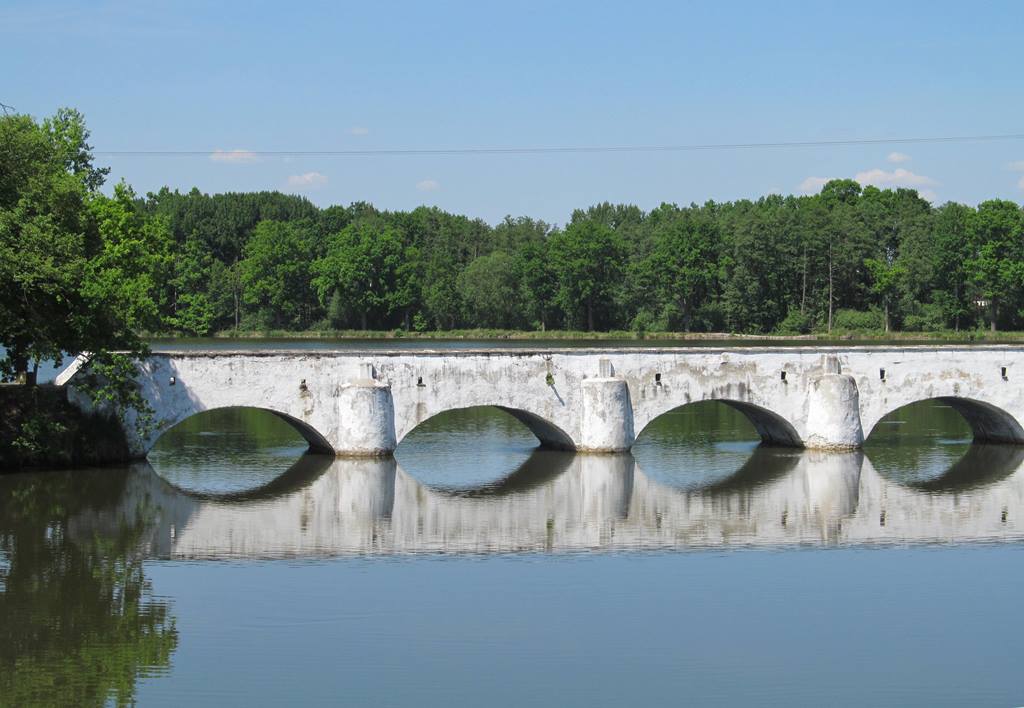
[82,444,1024,559]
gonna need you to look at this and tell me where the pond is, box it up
[1,393,1022,705]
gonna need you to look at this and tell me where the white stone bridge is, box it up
[59,345,1024,457]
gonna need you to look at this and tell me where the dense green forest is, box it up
[139,172,1024,337]
[4,108,1024,382]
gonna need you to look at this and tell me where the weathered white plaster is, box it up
[803,373,864,449]
[58,345,1024,456]
[336,382,397,456]
[579,377,634,451]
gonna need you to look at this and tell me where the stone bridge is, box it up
[59,346,1024,457]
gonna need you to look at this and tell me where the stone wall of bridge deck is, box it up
[56,346,1024,458]
[378,348,852,451]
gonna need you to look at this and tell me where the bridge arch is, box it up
[145,405,334,456]
[396,404,575,451]
[864,397,1024,445]
[635,399,803,447]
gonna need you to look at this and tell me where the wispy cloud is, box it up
[854,167,936,188]
[798,176,832,193]
[887,151,911,164]
[1004,162,1024,192]
[797,167,939,200]
[287,172,328,189]
[210,149,257,163]
[416,179,440,192]
[349,126,369,136]
[854,167,938,201]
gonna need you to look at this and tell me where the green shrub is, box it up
[902,302,947,332]
[690,303,726,333]
[831,308,884,332]
[630,309,659,334]
[777,310,812,335]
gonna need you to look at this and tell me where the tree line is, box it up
[4,108,1024,382]
[141,174,1024,337]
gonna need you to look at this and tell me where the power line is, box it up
[93,132,1024,158]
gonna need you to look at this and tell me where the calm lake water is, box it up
[4,352,1024,704]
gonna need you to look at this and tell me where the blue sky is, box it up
[4,0,1023,224]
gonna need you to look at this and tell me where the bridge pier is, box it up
[579,359,635,452]
[336,364,397,457]
[803,356,864,450]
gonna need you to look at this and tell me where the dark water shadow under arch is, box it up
[149,405,334,456]
[400,404,574,452]
[637,399,802,447]
[867,396,1024,445]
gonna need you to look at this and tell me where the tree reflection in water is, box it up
[0,467,177,707]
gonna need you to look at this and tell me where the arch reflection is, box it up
[895,444,1024,493]
[158,452,334,503]
[88,442,1024,559]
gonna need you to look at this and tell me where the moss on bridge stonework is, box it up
[0,384,131,471]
